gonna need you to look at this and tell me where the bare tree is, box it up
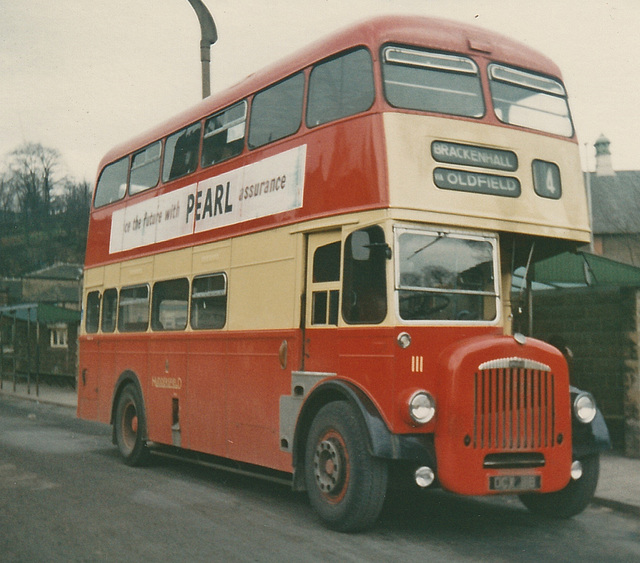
[0,173,17,230]
[6,142,62,228]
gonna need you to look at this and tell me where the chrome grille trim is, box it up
[478,357,551,372]
[473,366,555,450]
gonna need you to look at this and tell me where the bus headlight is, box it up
[408,391,436,425]
[573,392,597,424]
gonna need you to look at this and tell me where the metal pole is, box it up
[0,312,4,390]
[36,319,40,398]
[186,0,218,98]
[27,308,31,395]
[12,312,16,392]
[583,142,594,253]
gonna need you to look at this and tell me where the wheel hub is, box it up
[314,438,345,494]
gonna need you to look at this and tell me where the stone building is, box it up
[525,136,640,456]
[21,263,83,310]
[588,135,640,266]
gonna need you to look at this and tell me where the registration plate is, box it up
[489,474,541,492]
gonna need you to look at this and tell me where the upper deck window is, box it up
[306,48,375,127]
[248,73,304,149]
[489,64,573,137]
[94,157,128,208]
[130,141,161,195]
[202,101,247,168]
[382,46,484,118]
[162,123,201,183]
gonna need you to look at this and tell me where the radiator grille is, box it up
[473,366,555,450]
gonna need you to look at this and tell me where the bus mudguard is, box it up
[290,378,435,490]
[570,386,611,460]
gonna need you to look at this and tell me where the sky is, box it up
[1,0,639,183]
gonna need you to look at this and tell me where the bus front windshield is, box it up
[396,229,498,322]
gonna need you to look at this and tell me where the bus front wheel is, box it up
[304,401,388,532]
[519,455,599,518]
[114,384,150,466]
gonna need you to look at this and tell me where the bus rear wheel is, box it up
[519,455,600,518]
[304,401,388,532]
[114,384,150,466]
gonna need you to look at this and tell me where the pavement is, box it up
[1,377,639,518]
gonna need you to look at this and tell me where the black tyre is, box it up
[114,384,150,466]
[519,455,600,518]
[304,401,388,532]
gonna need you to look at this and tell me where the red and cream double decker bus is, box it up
[78,15,610,531]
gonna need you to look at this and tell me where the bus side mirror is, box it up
[351,231,371,261]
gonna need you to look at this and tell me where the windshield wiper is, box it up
[411,232,445,257]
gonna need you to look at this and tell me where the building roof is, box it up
[0,303,80,323]
[532,251,640,287]
[24,263,83,281]
[590,170,640,235]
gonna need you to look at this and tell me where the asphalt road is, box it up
[1,396,639,562]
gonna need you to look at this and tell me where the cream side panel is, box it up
[153,248,192,281]
[229,227,298,331]
[192,242,232,275]
[384,113,590,242]
[119,257,154,286]
[103,263,121,288]
[83,267,104,290]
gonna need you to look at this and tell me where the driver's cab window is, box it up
[342,226,388,324]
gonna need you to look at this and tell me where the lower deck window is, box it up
[101,288,117,333]
[85,291,100,334]
[191,273,227,329]
[152,278,188,331]
[118,285,150,332]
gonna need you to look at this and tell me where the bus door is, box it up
[303,231,342,373]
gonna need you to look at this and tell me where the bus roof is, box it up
[98,14,563,173]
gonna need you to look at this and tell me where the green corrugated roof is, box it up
[533,252,640,286]
[0,303,80,323]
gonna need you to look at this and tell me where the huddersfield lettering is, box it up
[152,376,183,390]
[433,167,521,198]
[432,141,517,172]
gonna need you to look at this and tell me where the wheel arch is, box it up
[291,379,394,490]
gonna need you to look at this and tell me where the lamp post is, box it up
[186,0,218,98]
